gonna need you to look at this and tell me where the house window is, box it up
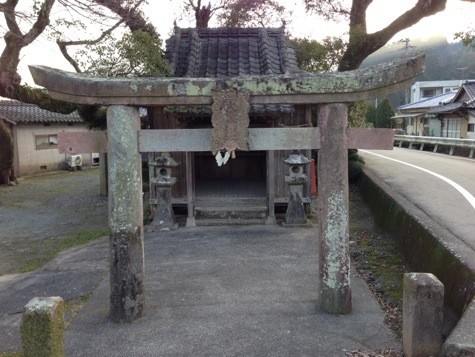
[35,134,58,150]
[421,88,436,98]
[469,124,475,132]
[445,118,461,138]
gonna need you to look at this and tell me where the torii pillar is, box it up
[107,105,144,322]
[318,103,351,313]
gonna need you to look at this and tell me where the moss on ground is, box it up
[348,184,406,337]
[64,294,92,327]
[19,230,108,273]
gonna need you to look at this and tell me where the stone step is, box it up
[194,205,268,220]
[195,218,267,226]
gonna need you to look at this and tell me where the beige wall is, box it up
[13,123,94,177]
[468,113,475,140]
[406,116,424,136]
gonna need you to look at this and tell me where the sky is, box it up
[9,0,475,85]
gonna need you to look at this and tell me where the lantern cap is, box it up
[284,153,310,165]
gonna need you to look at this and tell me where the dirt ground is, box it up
[0,168,108,275]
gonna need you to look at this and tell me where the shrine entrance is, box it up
[194,150,266,201]
[29,53,425,324]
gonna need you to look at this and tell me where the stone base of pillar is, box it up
[265,215,276,225]
[110,227,145,323]
[186,217,196,227]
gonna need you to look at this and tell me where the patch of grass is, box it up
[349,184,406,337]
[19,229,108,273]
[64,293,92,327]
[0,353,23,357]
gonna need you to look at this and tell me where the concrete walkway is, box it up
[65,225,399,356]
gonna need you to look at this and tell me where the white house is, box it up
[411,80,474,103]
[0,100,96,177]
[396,92,455,136]
[428,81,475,139]
[397,81,475,138]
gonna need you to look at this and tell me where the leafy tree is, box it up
[365,103,377,127]
[293,37,346,72]
[455,30,474,47]
[70,30,170,77]
[216,0,287,27]
[375,98,395,128]
[304,0,448,71]
[0,0,166,182]
[183,0,289,28]
[348,101,373,128]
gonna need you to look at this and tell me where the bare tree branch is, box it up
[93,0,157,35]
[56,17,124,72]
[367,0,447,52]
[23,0,55,45]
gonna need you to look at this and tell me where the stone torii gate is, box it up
[29,54,424,323]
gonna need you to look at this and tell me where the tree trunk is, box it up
[338,0,447,72]
[195,4,211,28]
[0,119,14,185]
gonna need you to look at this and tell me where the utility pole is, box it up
[398,38,415,103]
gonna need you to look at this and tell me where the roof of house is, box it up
[165,27,299,115]
[165,27,301,78]
[0,100,84,125]
[427,101,466,114]
[398,92,456,111]
[453,80,475,103]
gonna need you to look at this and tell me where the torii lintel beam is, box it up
[29,54,424,106]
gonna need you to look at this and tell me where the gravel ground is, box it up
[0,168,108,275]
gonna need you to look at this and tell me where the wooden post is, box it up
[317,103,351,314]
[107,105,145,323]
[99,152,108,196]
[186,151,196,227]
[266,150,276,225]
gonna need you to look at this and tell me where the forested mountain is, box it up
[361,37,475,107]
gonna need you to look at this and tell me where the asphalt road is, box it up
[360,147,475,253]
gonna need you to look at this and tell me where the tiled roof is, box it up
[398,92,456,111]
[166,27,301,78]
[165,27,299,115]
[462,81,475,100]
[0,100,84,125]
[427,101,466,114]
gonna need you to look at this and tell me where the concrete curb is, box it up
[358,169,475,335]
[442,297,475,356]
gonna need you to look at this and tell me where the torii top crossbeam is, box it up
[29,54,424,106]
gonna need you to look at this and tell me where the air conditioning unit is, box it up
[66,154,83,171]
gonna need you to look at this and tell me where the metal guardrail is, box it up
[394,135,475,158]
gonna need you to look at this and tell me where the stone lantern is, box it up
[284,153,310,225]
[150,153,179,230]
